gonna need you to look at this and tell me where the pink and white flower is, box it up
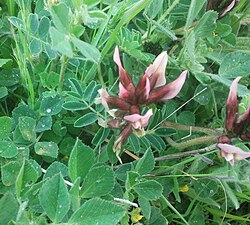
[218,143,250,165]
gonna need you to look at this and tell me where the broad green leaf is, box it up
[39,173,70,223]
[18,116,36,142]
[219,52,250,78]
[34,142,58,158]
[222,181,240,210]
[16,159,40,199]
[50,27,73,58]
[135,148,155,175]
[69,178,81,212]
[63,101,88,111]
[49,3,69,33]
[194,84,211,105]
[193,179,218,198]
[68,138,95,182]
[107,135,118,164]
[83,80,97,101]
[38,16,50,38]
[69,198,126,225]
[0,141,18,158]
[44,161,68,179]
[69,78,83,97]
[36,116,52,132]
[44,43,56,59]
[115,163,133,182]
[72,37,101,63]
[133,180,163,200]
[29,39,42,55]
[1,161,22,186]
[39,93,64,116]
[151,19,177,40]
[0,87,8,99]
[146,0,163,19]
[8,16,24,29]
[193,11,218,38]
[74,113,98,127]
[0,192,19,225]
[185,0,206,31]
[138,197,151,220]
[188,205,205,225]
[125,171,140,191]
[29,13,39,34]
[0,116,12,140]
[80,165,115,198]
[0,59,12,67]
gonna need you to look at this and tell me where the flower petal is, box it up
[226,77,241,132]
[114,46,135,91]
[147,70,187,104]
[136,74,151,104]
[124,109,153,130]
[218,143,250,165]
[95,89,110,110]
[148,51,168,89]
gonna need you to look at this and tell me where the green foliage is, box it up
[0,0,249,224]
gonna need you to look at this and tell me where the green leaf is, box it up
[68,138,95,182]
[50,27,73,58]
[69,198,126,225]
[39,93,64,116]
[1,161,22,186]
[44,161,68,179]
[0,141,18,158]
[72,37,101,63]
[0,59,12,68]
[219,52,250,78]
[69,177,81,212]
[74,113,98,127]
[151,19,177,40]
[135,148,155,175]
[138,197,151,220]
[34,142,58,158]
[133,180,163,200]
[36,116,52,132]
[8,16,24,29]
[193,11,218,38]
[29,13,39,34]
[194,84,211,105]
[222,181,240,210]
[0,87,8,99]
[154,127,176,137]
[185,0,206,31]
[63,101,88,111]
[144,134,166,151]
[29,39,42,55]
[0,192,19,225]
[91,127,110,146]
[18,116,36,142]
[128,133,140,153]
[193,179,218,198]
[49,3,69,33]
[39,173,70,223]
[0,116,12,140]
[146,0,163,19]
[38,16,50,38]
[80,165,115,198]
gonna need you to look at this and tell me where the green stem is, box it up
[166,135,219,150]
[163,121,222,136]
[58,56,68,94]
[160,195,189,225]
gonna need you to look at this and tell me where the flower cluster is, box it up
[218,77,250,165]
[96,46,187,161]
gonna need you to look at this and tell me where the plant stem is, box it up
[163,121,222,136]
[155,144,217,161]
[58,56,68,94]
[166,135,219,150]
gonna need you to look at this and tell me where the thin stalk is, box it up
[166,135,219,150]
[58,56,68,94]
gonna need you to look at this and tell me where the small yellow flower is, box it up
[179,185,189,193]
[131,208,143,223]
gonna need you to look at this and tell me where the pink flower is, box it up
[225,77,250,136]
[124,109,153,130]
[218,143,250,165]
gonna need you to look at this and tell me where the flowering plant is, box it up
[96,46,187,161]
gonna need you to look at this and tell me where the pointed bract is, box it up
[218,143,250,165]
[226,77,241,132]
[147,70,187,104]
[124,109,153,130]
[147,51,168,89]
